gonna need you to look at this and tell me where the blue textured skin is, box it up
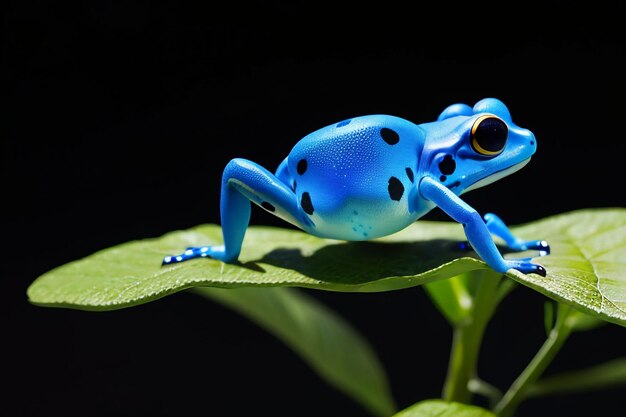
[163,98,549,276]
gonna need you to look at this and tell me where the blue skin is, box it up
[163,98,549,276]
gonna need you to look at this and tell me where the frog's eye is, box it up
[470,115,508,156]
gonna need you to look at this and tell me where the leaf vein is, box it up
[567,228,626,317]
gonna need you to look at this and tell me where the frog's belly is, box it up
[304,187,424,240]
[312,203,418,240]
[285,115,427,239]
[290,150,427,240]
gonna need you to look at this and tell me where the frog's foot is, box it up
[457,213,550,257]
[162,245,229,265]
[457,239,550,256]
[483,213,551,255]
[456,241,473,251]
[503,258,547,277]
[510,239,550,256]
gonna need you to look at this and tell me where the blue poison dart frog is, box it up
[163,98,549,276]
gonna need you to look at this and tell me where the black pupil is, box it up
[475,118,507,152]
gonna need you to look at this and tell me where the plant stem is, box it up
[494,303,574,417]
[526,357,626,397]
[468,378,503,408]
[443,269,502,403]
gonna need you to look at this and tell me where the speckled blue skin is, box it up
[163,98,549,276]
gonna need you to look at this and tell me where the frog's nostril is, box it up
[521,130,537,147]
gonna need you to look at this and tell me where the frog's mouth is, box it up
[462,157,532,194]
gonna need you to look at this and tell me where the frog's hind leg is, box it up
[162,158,311,266]
[458,213,550,256]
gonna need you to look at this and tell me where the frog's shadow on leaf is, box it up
[254,239,477,285]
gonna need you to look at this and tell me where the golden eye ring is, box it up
[470,115,508,156]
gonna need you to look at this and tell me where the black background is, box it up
[4,1,626,416]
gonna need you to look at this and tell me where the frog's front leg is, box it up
[458,213,550,256]
[162,158,311,265]
[418,176,547,276]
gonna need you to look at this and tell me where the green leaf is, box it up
[392,399,495,417]
[192,286,395,417]
[505,208,626,327]
[27,208,626,327]
[423,274,473,325]
[26,221,486,310]
[527,357,626,397]
[565,308,607,332]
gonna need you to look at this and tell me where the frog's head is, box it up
[420,98,536,195]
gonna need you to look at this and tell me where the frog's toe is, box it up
[524,240,550,256]
[162,254,185,265]
[505,259,547,277]
[506,239,550,255]
[530,263,547,277]
[456,241,473,251]
[162,245,227,266]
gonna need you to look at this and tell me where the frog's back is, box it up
[285,115,426,240]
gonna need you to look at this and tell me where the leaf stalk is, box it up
[493,303,573,417]
[442,269,502,403]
